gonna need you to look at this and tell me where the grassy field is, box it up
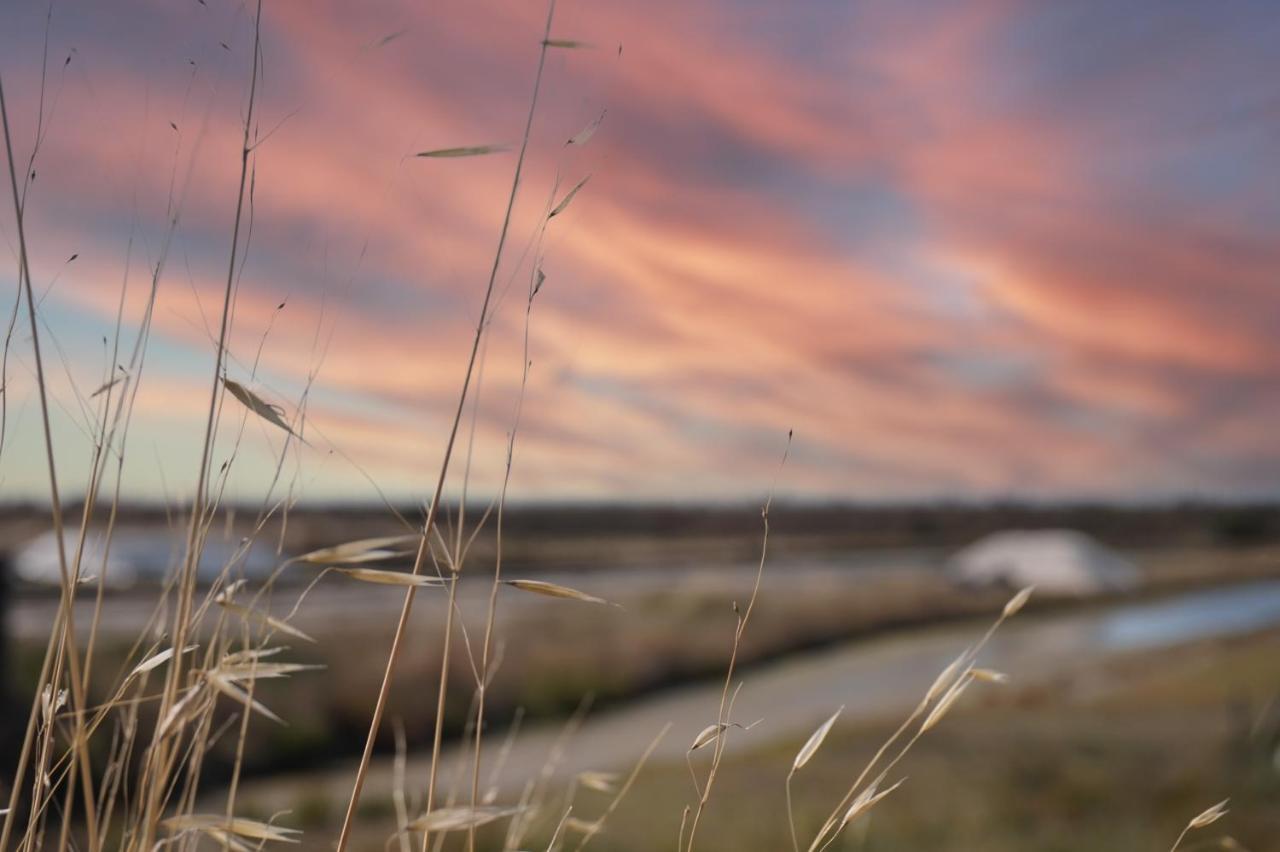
[484,628,1280,852]
[215,623,1280,851]
[189,580,1280,852]
[8,544,1277,784]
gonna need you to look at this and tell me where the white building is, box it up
[946,529,1141,596]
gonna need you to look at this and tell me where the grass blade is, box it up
[416,145,507,158]
[406,806,522,832]
[504,578,608,605]
[296,534,418,564]
[223,378,300,439]
[568,110,605,146]
[163,814,300,843]
[218,600,315,643]
[336,567,445,587]
[128,645,197,679]
[549,176,590,218]
[792,706,843,772]
[207,673,285,725]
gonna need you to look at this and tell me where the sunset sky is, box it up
[0,0,1277,505]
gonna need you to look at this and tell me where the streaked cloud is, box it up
[1,0,1277,502]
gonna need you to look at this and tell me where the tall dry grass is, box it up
[0,2,1238,851]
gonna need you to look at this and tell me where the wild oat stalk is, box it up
[134,1,265,846]
[465,152,566,852]
[1169,799,1229,852]
[682,431,792,852]
[0,72,101,852]
[337,4,561,850]
[569,723,671,852]
[803,586,1032,852]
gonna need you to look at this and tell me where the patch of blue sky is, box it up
[923,349,1041,393]
[798,175,1011,332]
[725,0,857,75]
[804,171,920,253]
[986,0,1278,123]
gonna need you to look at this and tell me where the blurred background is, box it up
[1,0,1279,849]
[2,503,1278,849]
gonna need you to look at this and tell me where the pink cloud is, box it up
[2,0,1276,501]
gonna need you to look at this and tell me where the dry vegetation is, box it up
[0,2,1266,852]
[540,629,1280,852]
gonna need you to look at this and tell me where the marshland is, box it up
[1,1,1278,851]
